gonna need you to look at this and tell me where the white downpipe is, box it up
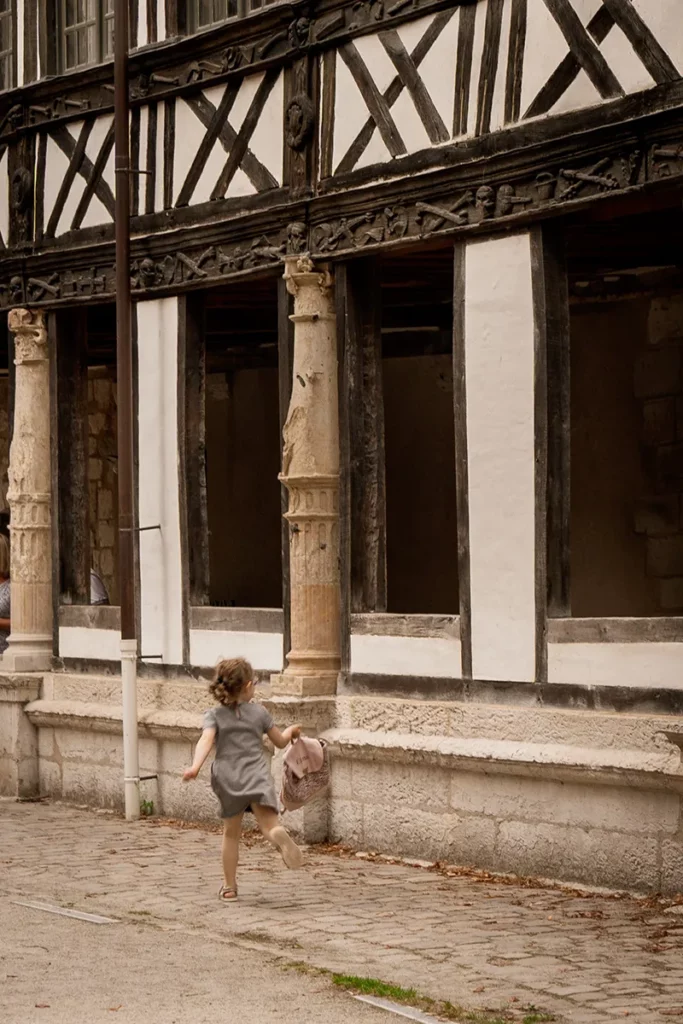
[121,638,140,820]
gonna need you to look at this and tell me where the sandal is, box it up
[270,826,303,869]
[218,884,238,902]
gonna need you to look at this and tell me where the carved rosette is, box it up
[4,308,54,668]
[274,259,341,696]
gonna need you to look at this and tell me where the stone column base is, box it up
[2,635,54,673]
[270,672,339,697]
[0,675,41,797]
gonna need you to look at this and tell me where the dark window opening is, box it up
[201,277,282,608]
[567,205,683,616]
[56,303,119,606]
[0,0,14,91]
[380,247,459,614]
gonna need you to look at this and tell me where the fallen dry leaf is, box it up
[35,1004,50,1009]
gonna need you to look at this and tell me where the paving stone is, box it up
[2,801,683,1024]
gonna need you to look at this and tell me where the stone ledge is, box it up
[322,728,683,790]
[25,695,336,741]
[0,674,42,703]
[25,699,683,792]
[26,700,201,742]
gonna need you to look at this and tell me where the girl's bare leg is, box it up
[251,804,303,869]
[222,813,243,890]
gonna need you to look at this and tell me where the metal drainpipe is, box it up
[114,0,139,821]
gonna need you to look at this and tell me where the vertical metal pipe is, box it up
[114,0,139,821]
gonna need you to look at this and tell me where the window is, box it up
[61,0,114,72]
[193,0,238,27]
[190,0,279,29]
[0,0,13,91]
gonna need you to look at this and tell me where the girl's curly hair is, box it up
[209,657,253,707]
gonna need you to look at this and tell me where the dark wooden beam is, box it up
[56,308,91,605]
[180,292,210,610]
[277,276,294,667]
[337,256,388,663]
[536,225,571,621]
[452,242,471,678]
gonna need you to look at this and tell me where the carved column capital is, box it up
[283,255,333,299]
[8,309,48,364]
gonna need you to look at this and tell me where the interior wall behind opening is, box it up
[203,278,282,609]
[570,291,683,616]
[381,249,459,615]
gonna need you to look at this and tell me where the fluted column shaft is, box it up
[273,256,340,697]
[4,309,53,672]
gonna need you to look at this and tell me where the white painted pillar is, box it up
[460,232,539,683]
[136,298,184,665]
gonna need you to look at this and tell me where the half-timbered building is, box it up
[2,0,683,891]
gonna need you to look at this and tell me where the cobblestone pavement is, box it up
[3,801,683,1024]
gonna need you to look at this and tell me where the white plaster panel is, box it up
[137,106,149,214]
[190,630,284,672]
[0,148,9,245]
[599,21,655,95]
[632,0,683,76]
[519,0,572,117]
[137,298,184,666]
[333,52,389,173]
[466,0,488,137]
[550,69,601,117]
[16,0,24,86]
[489,0,513,132]
[354,31,398,96]
[350,635,462,678]
[59,627,121,662]
[157,0,166,41]
[391,85,431,156]
[174,98,219,206]
[138,1,148,47]
[248,70,284,184]
[230,73,264,134]
[44,138,87,237]
[155,102,165,212]
[549,643,683,689]
[80,115,114,229]
[402,11,458,136]
[465,232,536,682]
[226,167,256,199]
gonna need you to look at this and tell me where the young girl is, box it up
[182,657,303,902]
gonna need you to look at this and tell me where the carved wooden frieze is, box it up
[0,224,296,309]
[311,143,651,256]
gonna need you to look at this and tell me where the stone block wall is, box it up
[635,294,683,610]
[88,368,118,603]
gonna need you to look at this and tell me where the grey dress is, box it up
[203,702,278,819]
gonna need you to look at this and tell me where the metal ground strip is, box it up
[354,995,446,1023]
[12,900,119,924]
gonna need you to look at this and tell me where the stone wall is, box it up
[20,671,683,893]
[88,368,118,604]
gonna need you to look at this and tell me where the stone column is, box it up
[272,256,341,697]
[3,308,53,672]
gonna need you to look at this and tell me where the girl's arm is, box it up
[182,727,216,780]
[267,724,302,749]
[0,618,9,631]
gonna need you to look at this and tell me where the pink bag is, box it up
[280,736,330,811]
